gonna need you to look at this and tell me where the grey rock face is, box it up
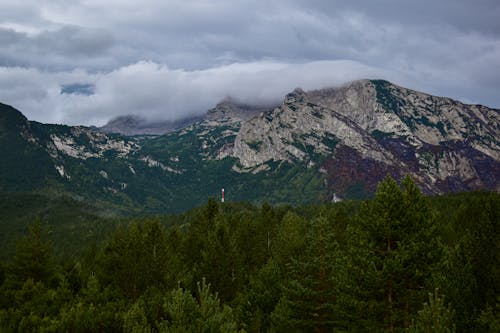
[227,80,499,193]
[232,88,396,169]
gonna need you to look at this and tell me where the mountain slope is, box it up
[0,103,59,191]
[0,80,498,213]
[99,96,275,135]
[226,80,499,197]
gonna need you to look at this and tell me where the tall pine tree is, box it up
[345,176,442,331]
[271,215,344,332]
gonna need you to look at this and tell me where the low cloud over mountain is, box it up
[0,0,499,125]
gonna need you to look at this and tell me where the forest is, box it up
[0,176,498,332]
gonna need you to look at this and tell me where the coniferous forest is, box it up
[0,176,498,332]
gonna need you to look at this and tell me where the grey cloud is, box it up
[0,60,391,126]
[0,59,497,128]
[0,25,114,71]
[36,26,114,57]
[0,0,499,126]
[60,83,95,95]
[302,0,500,36]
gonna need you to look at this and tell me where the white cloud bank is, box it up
[0,60,396,126]
[1,1,499,125]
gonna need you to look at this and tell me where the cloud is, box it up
[0,60,396,126]
[60,83,95,95]
[0,26,114,71]
[0,0,499,126]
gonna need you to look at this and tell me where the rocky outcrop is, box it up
[47,127,139,160]
[226,80,499,195]
[232,88,397,170]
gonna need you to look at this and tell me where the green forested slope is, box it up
[0,192,123,259]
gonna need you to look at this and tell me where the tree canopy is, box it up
[1,176,498,332]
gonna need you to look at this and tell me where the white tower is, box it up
[221,188,225,203]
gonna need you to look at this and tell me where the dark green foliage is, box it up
[371,129,394,141]
[247,140,264,151]
[98,220,181,299]
[3,220,55,289]
[0,192,123,260]
[271,216,344,332]
[438,191,500,331]
[476,298,500,332]
[0,104,58,192]
[407,289,456,333]
[343,176,443,331]
[0,180,498,332]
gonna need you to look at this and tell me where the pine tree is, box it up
[3,220,55,289]
[271,216,344,332]
[442,191,500,330]
[345,176,442,331]
[407,289,455,333]
[99,220,175,298]
[158,279,239,332]
[198,212,242,302]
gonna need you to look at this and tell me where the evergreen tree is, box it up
[181,199,222,292]
[237,259,283,332]
[3,220,55,289]
[58,274,125,332]
[271,212,307,266]
[158,279,239,332]
[441,191,499,330]
[407,289,455,333]
[271,216,343,332]
[345,176,442,331]
[99,220,176,298]
[476,297,500,332]
[197,212,242,302]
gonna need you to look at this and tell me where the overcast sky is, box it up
[1,0,499,126]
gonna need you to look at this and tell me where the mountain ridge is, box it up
[99,114,204,136]
[99,97,277,136]
[1,79,498,213]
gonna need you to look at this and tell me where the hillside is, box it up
[0,80,498,213]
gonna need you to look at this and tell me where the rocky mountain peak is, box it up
[99,114,203,136]
[205,97,275,123]
[284,88,306,105]
[228,80,499,195]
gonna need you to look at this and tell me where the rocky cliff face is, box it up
[227,80,499,197]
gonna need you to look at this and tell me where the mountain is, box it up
[205,96,275,122]
[228,80,499,197]
[0,80,498,213]
[99,96,275,135]
[99,114,204,135]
